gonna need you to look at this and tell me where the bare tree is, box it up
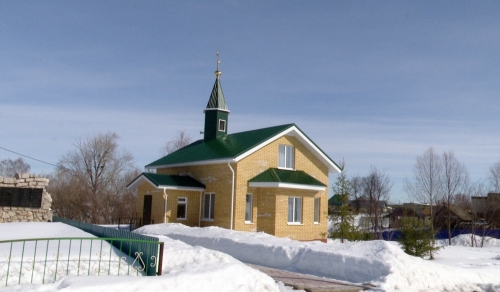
[405,147,442,258]
[53,132,136,224]
[363,167,393,239]
[486,162,500,236]
[0,158,31,177]
[440,151,469,245]
[350,175,363,213]
[467,181,486,247]
[488,161,500,192]
[161,130,192,155]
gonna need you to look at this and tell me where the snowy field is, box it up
[1,222,500,291]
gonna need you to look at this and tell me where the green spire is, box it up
[204,52,229,142]
[205,52,229,112]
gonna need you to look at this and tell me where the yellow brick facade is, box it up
[134,134,330,241]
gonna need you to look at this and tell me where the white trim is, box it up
[314,197,320,224]
[176,197,188,220]
[245,193,253,223]
[203,108,230,113]
[234,125,341,173]
[158,185,205,191]
[278,144,294,170]
[248,182,325,191]
[203,193,215,220]
[288,196,303,224]
[218,119,226,132]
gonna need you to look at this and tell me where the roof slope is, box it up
[147,124,295,167]
[127,172,205,190]
[146,123,341,173]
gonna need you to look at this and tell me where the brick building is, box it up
[127,60,341,240]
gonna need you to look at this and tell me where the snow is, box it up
[1,222,500,291]
[136,223,500,292]
[0,223,289,292]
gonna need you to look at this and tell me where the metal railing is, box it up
[52,216,160,276]
[0,237,164,287]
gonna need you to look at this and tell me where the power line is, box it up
[0,146,59,168]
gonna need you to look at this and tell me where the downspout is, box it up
[199,191,203,227]
[163,188,167,223]
[228,161,235,230]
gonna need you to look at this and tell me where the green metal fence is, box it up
[0,237,164,287]
[52,216,160,276]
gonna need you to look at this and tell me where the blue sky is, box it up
[2,1,500,202]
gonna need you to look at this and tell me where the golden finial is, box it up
[215,51,221,79]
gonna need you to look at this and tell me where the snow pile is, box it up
[136,223,500,291]
[0,223,289,292]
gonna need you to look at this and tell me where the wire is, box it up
[0,146,59,168]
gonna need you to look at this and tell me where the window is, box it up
[278,145,294,169]
[218,119,226,132]
[288,197,302,223]
[314,197,320,223]
[177,197,187,219]
[203,193,215,220]
[245,194,253,222]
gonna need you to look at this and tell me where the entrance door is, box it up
[143,195,152,225]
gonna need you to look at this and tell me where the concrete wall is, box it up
[0,173,52,223]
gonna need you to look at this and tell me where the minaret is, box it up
[204,52,230,142]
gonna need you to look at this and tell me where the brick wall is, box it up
[0,173,52,223]
[136,183,202,226]
[157,164,233,229]
[235,135,329,240]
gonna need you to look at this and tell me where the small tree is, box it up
[161,130,192,155]
[329,162,358,243]
[398,215,440,259]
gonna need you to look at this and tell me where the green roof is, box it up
[328,194,343,206]
[146,123,341,173]
[248,168,326,187]
[127,172,205,190]
[147,124,295,167]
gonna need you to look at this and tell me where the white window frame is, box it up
[203,193,215,220]
[176,197,187,220]
[245,193,253,223]
[218,119,226,132]
[288,197,302,224]
[278,144,294,170]
[314,197,320,224]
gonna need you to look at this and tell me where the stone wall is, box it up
[0,173,52,223]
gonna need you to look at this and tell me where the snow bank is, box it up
[136,223,500,291]
[0,223,289,292]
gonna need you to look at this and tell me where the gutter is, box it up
[163,188,167,223]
